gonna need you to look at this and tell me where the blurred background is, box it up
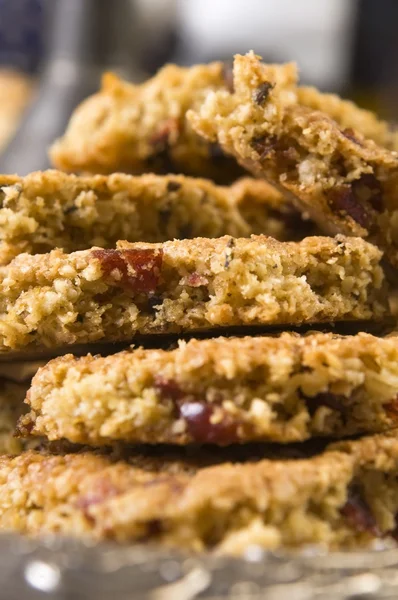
[0,0,396,171]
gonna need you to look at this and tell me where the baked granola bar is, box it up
[3,432,398,554]
[188,52,398,268]
[0,170,311,265]
[0,235,386,354]
[49,65,245,183]
[19,332,398,445]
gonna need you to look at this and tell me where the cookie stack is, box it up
[1,51,398,555]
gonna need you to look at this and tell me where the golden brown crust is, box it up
[3,432,398,554]
[50,66,244,183]
[0,170,313,265]
[21,332,398,445]
[297,86,398,151]
[0,235,386,354]
[188,52,398,268]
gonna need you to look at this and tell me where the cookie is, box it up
[188,52,398,268]
[19,332,398,446]
[0,170,312,265]
[2,432,398,554]
[296,85,398,151]
[0,235,386,354]
[49,64,245,183]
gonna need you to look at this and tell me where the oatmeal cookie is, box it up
[0,235,386,354]
[2,432,398,554]
[188,52,398,268]
[49,65,245,183]
[19,332,398,446]
[0,171,311,265]
[296,86,398,151]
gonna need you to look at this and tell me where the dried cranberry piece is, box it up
[340,483,380,535]
[154,376,184,402]
[145,519,163,537]
[149,118,179,149]
[301,391,347,417]
[76,478,120,521]
[166,180,181,192]
[154,376,241,444]
[352,174,384,213]
[179,401,240,444]
[253,82,274,106]
[92,248,163,294]
[183,273,209,287]
[384,395,398,419]
[342,127,362,145]
[328,186,369,229]
[15,401,35,436]
[251,134,278,158]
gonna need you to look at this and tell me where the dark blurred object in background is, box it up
[0,0,44,73]
[349,0,398,121]
[135,0,179,74]
[0,0,143,174]
[0,0,40,152]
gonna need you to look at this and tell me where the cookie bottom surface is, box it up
[1,432,398,555]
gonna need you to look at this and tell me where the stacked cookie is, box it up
[1,51,398,555]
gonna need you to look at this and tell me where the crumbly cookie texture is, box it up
[49,65,245,183]
[0,171,312,265]
[20,332,398,446]
[0,235,386,354]
[3,432,398,554]
[296,86,398,151]
[188,51,398,268]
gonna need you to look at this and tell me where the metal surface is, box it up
[2,534,398,599]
